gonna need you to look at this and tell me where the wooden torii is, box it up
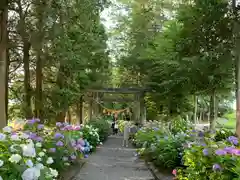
[84,87,147,124]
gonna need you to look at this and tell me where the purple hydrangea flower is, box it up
[54,132,64,139]
[198,131,204,137]
[76,144,85,151]
[63,122,69,126]
[215,149,227,156]
[56,122,62,127]
[77,139,85,146]
[56,141,64,147]
[224,147,235,154]
[29,132,37,139]
[64,125,73,131]
[231,149,240,156]
[203,148,209,156]
[35,136,43,142]
[74,126,81,131]
[227,136,238,145]
[213,163,222,171]
[27,119,36,125]
[37,124,44,130]
[35,118,40,122]
[49,148,56,153]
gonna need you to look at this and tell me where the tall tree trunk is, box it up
[35,53,43,120]
[199,111,202,123]
[67,109,71,124]
[210,90,217,130]
[0,2,8,128]
[23,41,32,119]
[17,0,32,119]
[34,0,47,121]
[5,36,9,121]
[193,95,198,125]
[55,64,68,122]
[235,48,240,135]
[79,96,83,124]
[232,0,240,136]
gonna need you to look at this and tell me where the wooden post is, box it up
[134,93,141,123]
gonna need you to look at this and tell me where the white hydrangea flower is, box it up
[37,157,42,161]
[0,160,4,167]
[9,154,22,163]
[49,168,58,177]
[35,142,42,148]
[26,159,33,167]
[22,143,36,158]
[21,167,40,180]
[36,163,44,170]
[62,157,68,161]
[38,152,45,157]
[0,175,2,180]
[46,157,54,164]
[20,133,29,139]
[26,139,33,144]
[2,126,12,133]
[10,144,19,152]
[0,133,6,141]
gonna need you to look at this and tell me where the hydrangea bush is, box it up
[87,118,111,142]
[0,119,101,180]
[134,125,190,169]
[134,121,240,179]
[175,132,240,180]
[81,124,100,151]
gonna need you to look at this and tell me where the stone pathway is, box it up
[74,136,154,180]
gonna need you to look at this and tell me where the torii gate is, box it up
[84,88,147,124]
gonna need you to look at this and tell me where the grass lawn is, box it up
[217,114,236,130]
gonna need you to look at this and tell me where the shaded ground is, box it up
[74,136,154,180]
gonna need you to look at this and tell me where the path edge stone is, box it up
[145,161,173,180]
[59,159,86,180]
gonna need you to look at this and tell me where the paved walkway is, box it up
[74,136,154,180]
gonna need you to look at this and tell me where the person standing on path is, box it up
[112,113,119,135]
[122,121,130,147]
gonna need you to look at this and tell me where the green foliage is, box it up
[87,118,111,142]
[170,116,189,135]
[223,112,236,122]
[215,128,235,142]
[111,0,234,122]
[7,0,111,121]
